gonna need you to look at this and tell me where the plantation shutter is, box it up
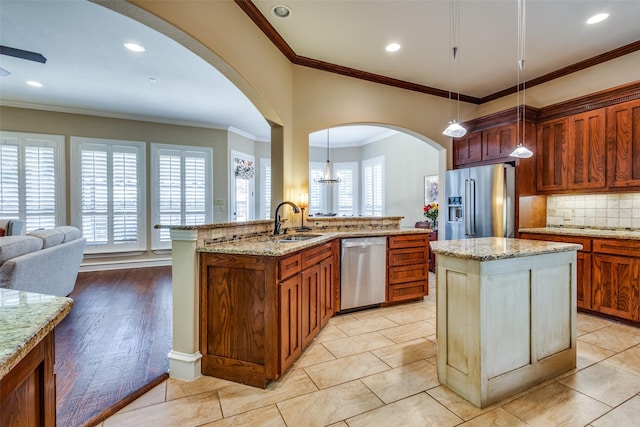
[261,159,271,219]
[0,132,64,232]
[73,137,145,253]
[309,162,327,214]
[362,156,384,216]
[334,162,358,216]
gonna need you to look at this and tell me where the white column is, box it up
[167,229,202,381]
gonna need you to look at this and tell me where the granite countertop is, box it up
[519,227,640,241]
[0,289,73,379]
[429,237,582,261]
[199,228,432,256]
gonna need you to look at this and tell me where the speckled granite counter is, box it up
[198,228,431,256]
[519,227,640,240]
[429,237,582,261]
[0,289,73,379]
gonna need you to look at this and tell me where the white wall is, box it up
[310,131,439,227]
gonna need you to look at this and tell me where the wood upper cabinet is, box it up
[453,131,482,166]
[606,99,640,188]
[482,123,517,161]
[536,117,569,192]
[568,109,606,190]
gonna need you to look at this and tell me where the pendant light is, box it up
[509,0,533,159]
[315,128,340,184]
[442,0,467,138]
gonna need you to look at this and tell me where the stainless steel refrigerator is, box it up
[444,163,515,240]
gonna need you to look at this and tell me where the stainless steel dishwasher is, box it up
[340,237,387,311]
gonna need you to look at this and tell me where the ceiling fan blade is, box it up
[0,45,46,63]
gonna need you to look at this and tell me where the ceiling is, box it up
[1,0,639,145]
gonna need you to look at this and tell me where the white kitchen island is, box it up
[429,237,582,408]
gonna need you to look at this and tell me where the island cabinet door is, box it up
[300,264,321,348]
[279,274,302,373]
[591,254,639,321]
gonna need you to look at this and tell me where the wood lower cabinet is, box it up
[0,332,56,427]
[428,230,437,273]
[279,274,301,373]
[591,238,640,321]
[387,234,429,303]
[520,232,640,322]
[200,241,336,387]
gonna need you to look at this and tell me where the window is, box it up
[151,144,213,249]
[260,158,271,219]
[0,131,65,232]
[333,162,358,216]
[309,161,328,214]
[230,151,255,222]
[71,137,146,253]
[362,156,385,216]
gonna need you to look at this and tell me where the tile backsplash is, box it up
[547,193,640,229]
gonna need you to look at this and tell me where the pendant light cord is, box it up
[517,0,526,147]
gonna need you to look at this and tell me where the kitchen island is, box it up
[0,289,73,426]
[163,216,431,385]
[429,237,581,408]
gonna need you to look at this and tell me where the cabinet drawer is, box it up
[520,233,591,252]
[388,234,429,249]
[593,239,640,257]
[388,264,428,285]
[301,242,333,269]
[389,247,428,267]
[279,254,301,280]
[388,281,427,302]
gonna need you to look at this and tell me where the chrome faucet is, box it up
[273,201,300,235]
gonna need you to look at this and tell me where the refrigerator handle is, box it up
[464,179,476,237]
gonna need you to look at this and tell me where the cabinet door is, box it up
[592,254,639,321]
[576,252,592,310]
[568,110,606,190]
[279,274,302,373]
[606,99,640,188]
[319,256,334,328]
[453,131,482,167]
[301,264,321,348]
[537,117,568,192]
[482,123,516,161]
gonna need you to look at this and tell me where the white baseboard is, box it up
[79,257,172,272]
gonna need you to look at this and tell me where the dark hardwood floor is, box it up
[55,266,172,427]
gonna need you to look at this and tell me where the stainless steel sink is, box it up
[274,234,322,243]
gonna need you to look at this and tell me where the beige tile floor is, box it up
[101,275,640,427]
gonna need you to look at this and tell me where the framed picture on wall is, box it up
[424,175,438,204]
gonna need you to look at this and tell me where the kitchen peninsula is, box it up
[429,237,581,408]
[163,216,431,387]
[0,289,73,426]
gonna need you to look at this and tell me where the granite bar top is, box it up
[519,227,640,241]
[0,289,73,379]
[198,228,431,256]
[430,237,582,261]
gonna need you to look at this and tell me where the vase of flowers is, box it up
[423,202,439,230]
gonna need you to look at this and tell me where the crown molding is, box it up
[236,0,640,106]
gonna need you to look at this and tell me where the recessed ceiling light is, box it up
[587,13,609,24]
[386,43,401,53]
[124,42,145,52]
[26,80,42,87]
[272,5,291,18]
